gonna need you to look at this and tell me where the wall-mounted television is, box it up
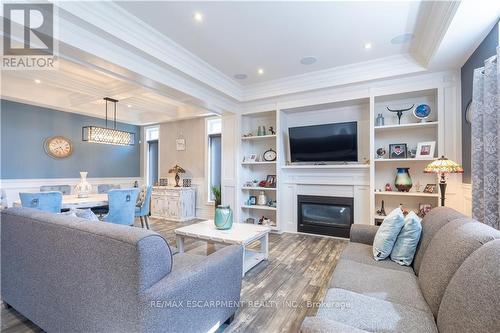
[288,121,358,163]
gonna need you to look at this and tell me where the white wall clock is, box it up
[44,136,73,159]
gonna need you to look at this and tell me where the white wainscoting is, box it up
[0,177,142,207]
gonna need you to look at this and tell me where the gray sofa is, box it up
[301,207,500,333]
[1,207,243,333]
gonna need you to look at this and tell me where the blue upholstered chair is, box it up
[135,186,153,229]
[40,185,71,195]
[103,189,139,226]
[97,184,121,194]
[19,192,62,213]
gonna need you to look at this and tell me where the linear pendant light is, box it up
[82,97,135,146]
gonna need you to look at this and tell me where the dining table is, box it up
[13,193,108,209]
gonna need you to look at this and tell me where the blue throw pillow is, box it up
[373,208,405,260]
[391,211,422,266]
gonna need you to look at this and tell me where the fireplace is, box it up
[297,195,354,238]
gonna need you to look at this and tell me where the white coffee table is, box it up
[174,220,271,276]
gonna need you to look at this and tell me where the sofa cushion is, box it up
[413,207,466,275]
[391,211,422,266]
[341,242,413,273]
[372,208,405,260]
[315,288,438,333]
[437,240,500,333]
[418,219,500,317]
[330,259,430,312]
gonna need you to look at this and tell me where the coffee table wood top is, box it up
[174,220,271,245]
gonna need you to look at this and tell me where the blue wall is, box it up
[1,100,141,179]
[461,22,499,183]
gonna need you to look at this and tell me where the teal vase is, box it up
[214,205,233,230]
[395,168,412,192]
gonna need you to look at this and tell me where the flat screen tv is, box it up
[288,121,358,163]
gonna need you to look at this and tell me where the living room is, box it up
[1,1,499,333]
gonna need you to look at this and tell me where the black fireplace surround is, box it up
[297,195,354,238]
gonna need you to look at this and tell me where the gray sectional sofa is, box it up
[1,207,243,333]
[301,207,500,333]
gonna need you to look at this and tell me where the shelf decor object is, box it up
[424,156,464,206]
[395,167,413,192]
[168,164,186,187]
[414,104,431,122]
[82,97,135,146]
[387,104,414,125]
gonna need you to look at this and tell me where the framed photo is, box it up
[176,138,186,151]
[423,183,437,194]
[243,154,257,163]
[416,141,436,159]
[388,143,408,159]
[265,175,276,188]
[248,196,257,205]
[418,203,433,218]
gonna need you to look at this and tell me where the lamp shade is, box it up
[424,156,464,174]
[168,164,186,174]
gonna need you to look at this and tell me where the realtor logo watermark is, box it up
[2,2,58,70]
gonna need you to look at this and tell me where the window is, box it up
[207,118,222,202]
[145,126,159,186]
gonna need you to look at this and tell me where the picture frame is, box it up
[418,203,433,218]
[388,143,408,159]
[175,138,186,151]
[265,175,276,188]
[243,154,257,163]
[248,196,257,205]
[423,183,437,194]
[416,141,436,159]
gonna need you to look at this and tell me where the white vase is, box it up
[75,172,92,198]
[257,191,267,206]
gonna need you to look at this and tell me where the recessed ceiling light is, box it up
[391,33,414,45]
[364,42,372,50]
[127,104,132,108]
[34,79,41,84]
[257,68,264,75]
[234,74,247,80]
[300,56,317,65]
[193,12,203,22]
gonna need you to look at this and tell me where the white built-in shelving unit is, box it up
[236,87,445,231]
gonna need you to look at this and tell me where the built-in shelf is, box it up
[375,191,439,198]
[282,164,370,169]
[241,134,277,140]
[241,161,277,165]
[374,158,435,162]
[241,205,277,211]
[374,121,438,131]
[241,187,277,191]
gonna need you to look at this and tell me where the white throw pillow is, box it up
[390,211,422,266]
[373,208,405,261]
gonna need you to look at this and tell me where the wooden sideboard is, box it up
[151,186,196,222]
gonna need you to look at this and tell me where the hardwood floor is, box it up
[1,218,347,333]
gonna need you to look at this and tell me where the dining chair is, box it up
[19,192,63,213]
[103,189,139,226]
[97,184,121,194]
[40,185,71,195]
[135,186,153,229]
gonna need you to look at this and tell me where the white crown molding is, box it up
[54,2,243,101]
[241,54,426,101]
[410,1,460,66]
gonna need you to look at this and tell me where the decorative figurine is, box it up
[269,126,276,135]
[385,183,393,191]
[376,200,387,216]
[387,104,414,125]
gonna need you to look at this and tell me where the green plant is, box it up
[211,186,221,207]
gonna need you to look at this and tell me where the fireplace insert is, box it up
[297,195,354,238]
